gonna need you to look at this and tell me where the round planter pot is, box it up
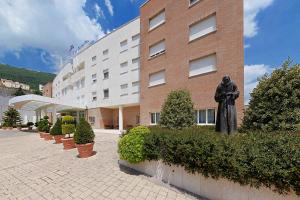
[76,142,94,158]
[39,132,44,138]
[61,138,76,150]
[43,133,53,141]
[53,135,64,144]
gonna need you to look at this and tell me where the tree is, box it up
[160,90,195,129]
[14,87,26,96]
[33,90,43,96]
[242,59,300,131]
[74,118,95,144]
[2,107,22,127]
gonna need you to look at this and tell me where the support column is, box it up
[52,106,57,124]
[119,106,123,132]
[76,111,80,124]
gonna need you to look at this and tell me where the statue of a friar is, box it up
[214,75,240,134]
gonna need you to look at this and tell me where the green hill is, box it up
[0,64,56,90]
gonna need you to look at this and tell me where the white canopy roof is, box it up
[9,95,85,112]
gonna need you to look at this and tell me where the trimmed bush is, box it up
[37,117,49,132]
[2,107,22,127]
[74,118,95,144]
[50,119,62,136]
[160,90,195,129]
[62,115,75,137]
[143,126,300,195]
[118,126,150,164]
[242,60,300,132]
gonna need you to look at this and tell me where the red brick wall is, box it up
[140,0,244,125]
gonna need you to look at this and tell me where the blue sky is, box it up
[0,0,299,104]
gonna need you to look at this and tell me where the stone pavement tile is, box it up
[0,131,197,200]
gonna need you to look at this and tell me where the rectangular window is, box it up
[189,54,217,77]
[80,78,85,88]
[149,40,165,58]
[89,116,95,124]
[195,109,216,125]
[120,84,128,96]
[149,70,165,87]
[120,61,128,74]
[132,81,140,94]
[149,10,165,31]
[189,15,216,41]
[103,49,109,55]
[132,34,140,42]
[103,69,109,80]
[92,56,97,61]
[150,112,160,125]
[132,57,140,70]
[120,40,128,52]
[103,89,109,99]
[92,92,97,102]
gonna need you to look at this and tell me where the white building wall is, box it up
[53,18,140,109]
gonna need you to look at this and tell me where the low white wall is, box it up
[119,160,299,200]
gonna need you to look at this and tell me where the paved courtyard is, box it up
[0,130,197,200]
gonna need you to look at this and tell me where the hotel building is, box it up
[9,0,244,131]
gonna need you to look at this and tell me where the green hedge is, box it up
[142,126,300,195]
[62,124,75,135]
[118,126,150,164]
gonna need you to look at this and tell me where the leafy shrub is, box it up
[74,118,95,144]
[242,60,300,132]
[143,126,300,195]
[50,119,62,136]
[42,124,50,133]
[62,115,75,124]
[62,116,75,137]
[27,122,34,127]
[160,90,195,129]
[118,126,150,164]
[37,118,49,132]
[2,107,22,127]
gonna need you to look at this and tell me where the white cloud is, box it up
[0,0,104,68]
[104,0,114,16]
[244,0,274,38]
[244,64,273,104]
[94,3,105,19]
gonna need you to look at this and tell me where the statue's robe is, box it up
[214,81,240,134]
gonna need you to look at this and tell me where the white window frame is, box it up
[189,54,217,77]
[149,70,166,87]
[149,40,166,58]
[195,108,216,125]
[120,84,128,96]
[103,89,109,99]
[189,14,217,42]
[150,112,160,125]
[189,0,200,7]
[149,10,166,31]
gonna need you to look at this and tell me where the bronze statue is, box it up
[214,76,240,134]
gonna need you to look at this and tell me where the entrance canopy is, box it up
[9,95,85,112]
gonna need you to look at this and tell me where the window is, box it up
[103,69,109,79]
[149,10,165,31]
[120,61,128,74]
[92,92,97,102]
[80,78,85,88]
[92,74,97,84]
[150,113,160,125]
[132,34,140,42]
[189,54,217,77]
[132,81,140,94]
[189,0,199,6]
[132,58,140,71]
[103,49,109,56]
[195,109,216,125]
[120,40,128,52]
[149,40,165,58]
[149,70,166,87]
[92,56,97,61]
[103,89,109,99]
[120,84,128,96]
[89,116,95,124]
[189,15,216,41]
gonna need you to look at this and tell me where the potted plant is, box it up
[27,122,34,130]
[74,118,95,158]
[37,117,49,138]
[50,118,63,144]
[43,124,53,141]
[2,122,8,130]
[3,108,22,130]
[61,116,76,150]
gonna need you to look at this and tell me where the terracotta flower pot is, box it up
[44,133,53,141]
[53,135,64,144]
[61,138,76,150]
[76,142,94,158]
[39,132,44,138]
